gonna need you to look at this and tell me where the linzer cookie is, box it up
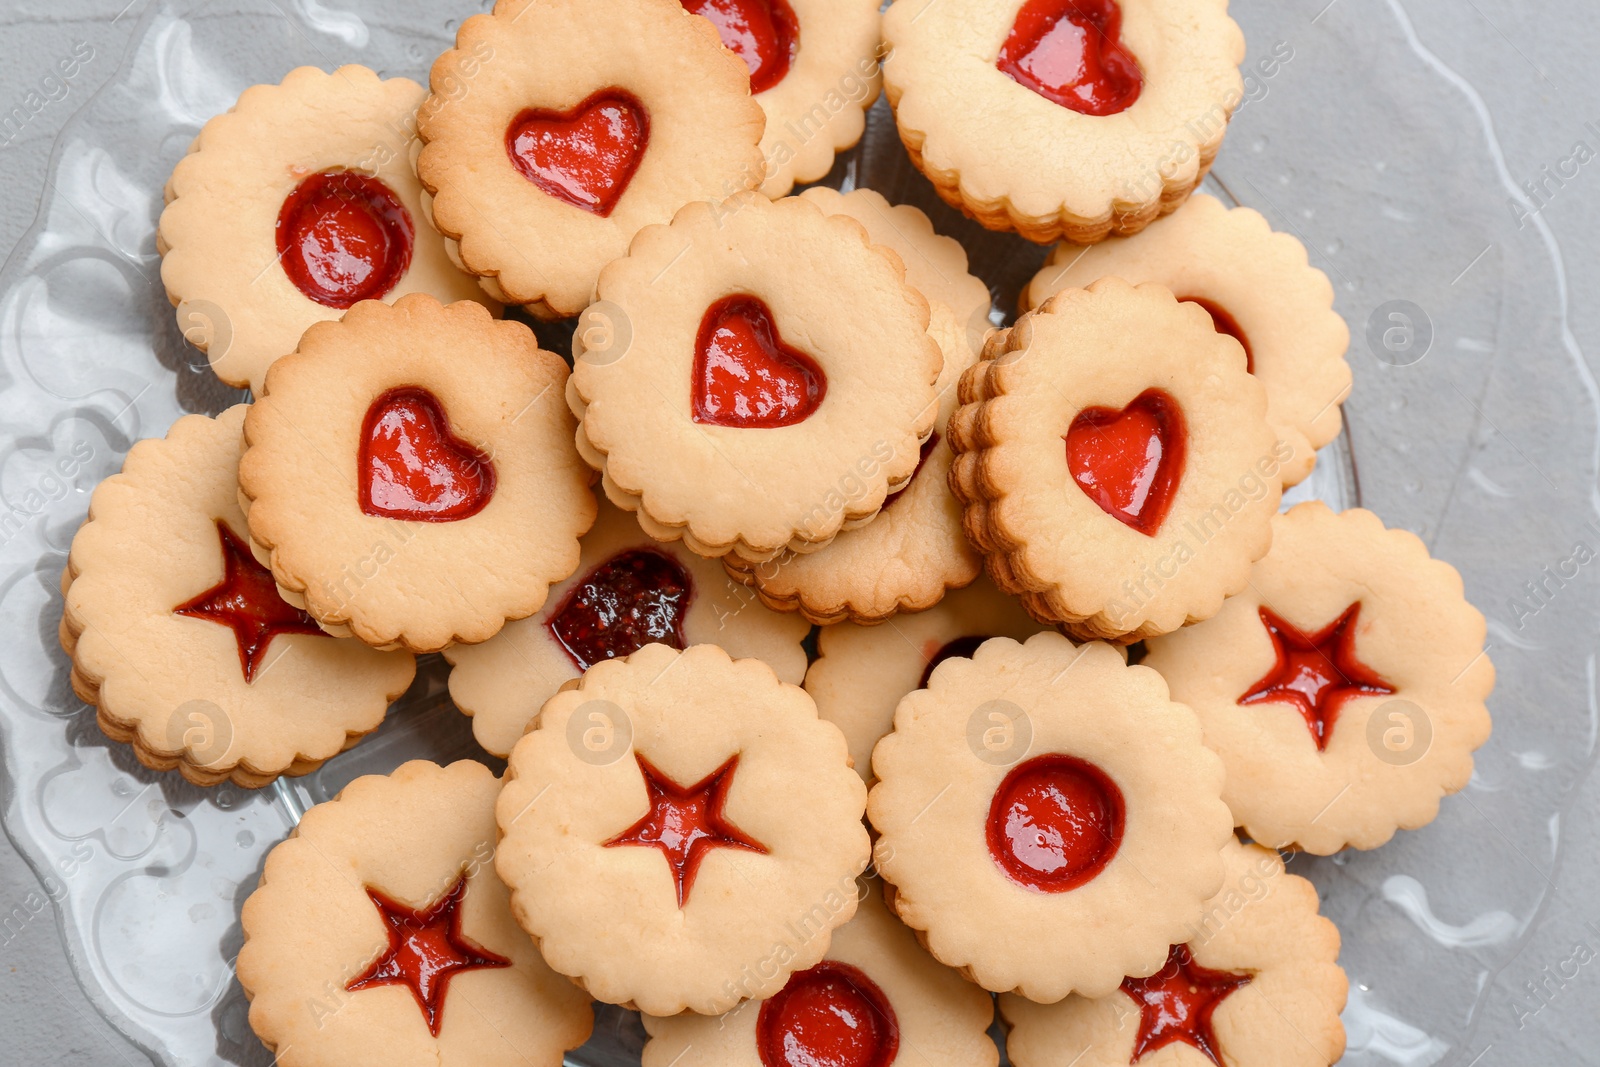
[868,634,1232,1002]
[642,879,998,1067]
[1024,194,1352,486]
[1143,502,1495,854]
[1002,838,1347,1067]
[805,577,1050,782]
[494,644,870,1016]
[239,295,595,652]
[60,406,414,788]
[723,189,993,621]
[948,278,1281,641]
[881,0,1245,243]
[570,192,941,562]
[416,0,766,318]
[682,0,883,196]
[157,65,495,393]
[445,498,809,757]
[238,760,592,1067]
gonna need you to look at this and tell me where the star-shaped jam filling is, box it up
[1121,944,1251,1065]
[1237,603,1394,751]
[173,520,326,682]
[345,873,511,1037]
[603,753,768,908]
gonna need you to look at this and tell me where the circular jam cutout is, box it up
[359,387,496,522]
[1065,388,1187,537]
[986,754,1124,892]
[756,960,900,1067]
[547,548,693,670]
[275,170,414,309]
[693,295,827,428]
[997,0,1143,117]
[1181,296,1254,374]
[917,633,989,689]
[506,89,649,218]
[682,0,800,95]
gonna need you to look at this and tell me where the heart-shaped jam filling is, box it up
[275,170,414,309]
[1239,604,1394,751]
[986,753,1124,892]
[997,0,1142,116]
[693,295,826,428]
[359,387,496,522]
[1181,296,1254,374]
[505,89,649,217]
[1121,944,1251,1065]
[756,960,900,1067]
[682,0,799,94]
[1065,388,1186,537]
[918,633,989,688]
[547,548,693,670]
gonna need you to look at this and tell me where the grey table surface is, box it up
[2,0,1599,1064]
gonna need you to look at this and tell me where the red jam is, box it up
[174,520,326,683]
[693,295,826,428]
[1181,296,1254,374]
[604,754,767,907]
[505,90,649,217]
[1239,603,1394,751]
[1065,388,1186,537]
[918,634,989,688]
[682,0,799,94]
[346,874,511,1038]
[359,387,496,522]
[986,754,1124,892]
[885,432,940,510]
[547,548,693,670]
[275,170,413,309]
[997,0,1142,116]
[756,960,900,1067]
[1121,944,1251,1065]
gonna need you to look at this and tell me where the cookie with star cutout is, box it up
[60,405,414,788]
[1002,837,1347,1067]
[239,294,596,653]
[444,498,809,757]
[947,278,1282,642]
[868,633,1233,1002]
[570,192,942,563]
[1142,501,1495,854]
[238,760,593,1067]
[157,65,497,394]
[416,0,767,318]
[494,643,870,1016]
[642,878,999,1067]
[1023,194,1352,487]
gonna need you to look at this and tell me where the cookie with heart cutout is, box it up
[239,294,596,653]
[868,633,1233,1003]
[721,189,993,622]
[416,0,767,319]
[570,191,942,563]
[444,497,809,757]
[238,760,593,1067]
[1001,837,1347,1067]
[641,877,999,1067]
[59,405,414,788]
[681,0,883,196]
[1142,502,1495,855]
[157,65,496,394]
[804,576,1052,783]
[881,0,1245,244]
[494,643,870,1016]
[947,278,1283,642]
[1023,194,1352,488]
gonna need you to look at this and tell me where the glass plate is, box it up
[0,1,1592,1064]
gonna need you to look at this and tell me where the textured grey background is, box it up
[1,0,1599,1063]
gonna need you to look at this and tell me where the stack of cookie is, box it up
[56,1,1494,1065]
